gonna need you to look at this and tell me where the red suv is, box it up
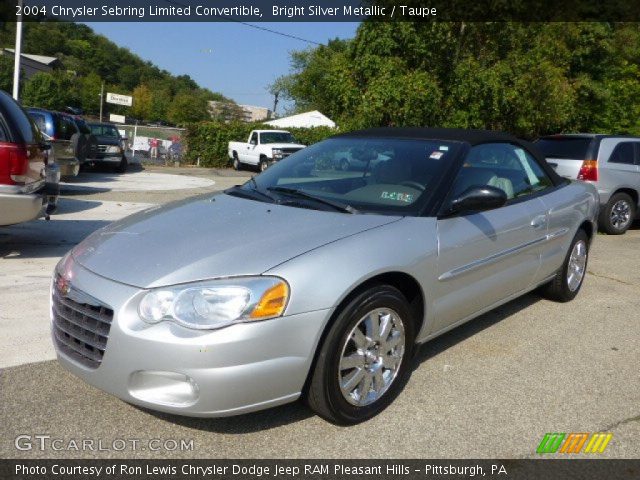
[0,90,59,226]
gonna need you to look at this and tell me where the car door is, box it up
[242,131,259,165]
[600,139,640,195]
[431,143,551,334]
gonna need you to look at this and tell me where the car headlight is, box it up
[105,145,122,153]
[138,276,289,330]
[272,148,284,159]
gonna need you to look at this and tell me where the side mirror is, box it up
[250,140,257,146]
[446,185,507,215]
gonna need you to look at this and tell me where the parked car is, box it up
[52,128,597,424]
[0,90,59,226]
[87,122,128,173]
[26,108,97,178]
[535,134,640,234]
[229,129,305,172]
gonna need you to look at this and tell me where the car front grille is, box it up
[97,145,107,153]
[52,277,114,369]
[281,148,302,157]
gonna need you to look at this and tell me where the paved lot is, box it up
[1,166,638,459]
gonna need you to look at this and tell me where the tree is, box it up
[130,84,153,120]
[166,91,212,125]
[278,22,640,137]
[77,72,102,115]
[0,55,21,93]
[22,71,77,110]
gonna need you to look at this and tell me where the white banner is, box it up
[106,92,133,107]
[109,114,126,123]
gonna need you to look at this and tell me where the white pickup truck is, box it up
[228,130,305,172]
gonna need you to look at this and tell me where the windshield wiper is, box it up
[267,186,359,214]
[225,181,276,203]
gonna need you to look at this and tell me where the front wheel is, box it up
[539,229,589,302]
[306,285,415,424]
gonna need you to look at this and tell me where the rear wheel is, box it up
[599,192,635,235]
[540,229,589,302]
[307,285,415,424]
[232,153,240,171]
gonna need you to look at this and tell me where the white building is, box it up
[265,110,336,129]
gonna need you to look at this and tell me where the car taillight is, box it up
[9,148,29,184]
[577,160,598,181]
[0,144,29,185]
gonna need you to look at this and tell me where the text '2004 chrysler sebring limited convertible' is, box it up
[52,128,598,424]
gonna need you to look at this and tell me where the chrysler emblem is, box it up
[56,275,71,295]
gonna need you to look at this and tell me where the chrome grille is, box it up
[97,145,107,152]
[281,148,302,157]
[52,278,113,369]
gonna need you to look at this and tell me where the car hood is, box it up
[72,193,401,288]
[264,143,305,150]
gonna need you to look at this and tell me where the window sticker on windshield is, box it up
[430,151,444,160]
[381,191,414,203]
[439,145,449,151]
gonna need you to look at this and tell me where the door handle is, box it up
[530,215,546,229]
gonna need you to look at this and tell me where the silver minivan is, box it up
[536,134,640,234]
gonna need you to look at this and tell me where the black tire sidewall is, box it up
[316,285,416,424]
[602,193,635,234]
[560,230,589,300]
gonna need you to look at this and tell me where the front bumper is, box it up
[52,260,331,417]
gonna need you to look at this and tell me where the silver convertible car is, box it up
[51,128,598,424]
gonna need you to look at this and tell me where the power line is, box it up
[163,0,323,45]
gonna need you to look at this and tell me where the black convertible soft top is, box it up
[339,127,520,145]
[336,127,566,186]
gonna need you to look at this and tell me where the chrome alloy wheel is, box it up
[567,239,587,292]
[338,308,405,406]
[610,200,631,229]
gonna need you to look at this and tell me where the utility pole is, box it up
[99,81,105,122]
[12,0,23,100]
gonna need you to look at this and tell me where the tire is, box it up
[599,192,636,235]
[307,285,416,425]
[84,134,98,160]
[115,155,128,174]
[232,153,240,171]
[259,157,269,173]
[539,229,589,302]
[70,133,88,163]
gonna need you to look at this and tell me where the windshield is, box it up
[240,137,461,215]
[535,137,592,159]
[90,125,120,138]
[260,132,297,144]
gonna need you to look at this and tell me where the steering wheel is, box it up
[399,181,426,192]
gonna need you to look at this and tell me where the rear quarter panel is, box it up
[537,181,599,281]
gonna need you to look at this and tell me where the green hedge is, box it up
[183,121,340,167]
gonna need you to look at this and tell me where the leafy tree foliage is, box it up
[275,22,640,137]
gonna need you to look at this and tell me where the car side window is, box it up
[56,116,78,141]
[452,143,553,200]
[608,142,635,165]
